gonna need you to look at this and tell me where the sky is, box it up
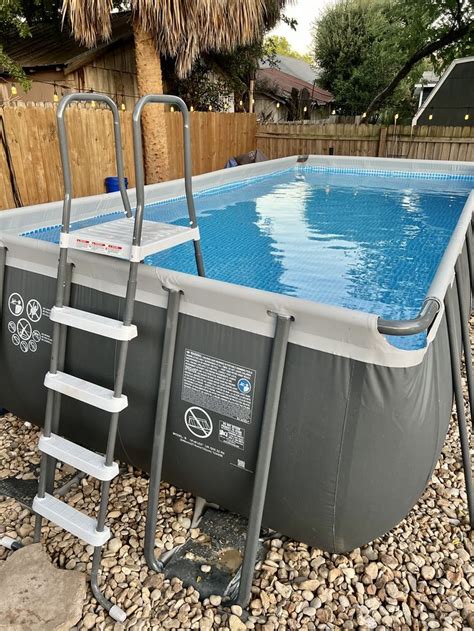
[269,0,332,55]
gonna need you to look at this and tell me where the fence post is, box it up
[377,126,388,157]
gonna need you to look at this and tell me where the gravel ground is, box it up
[0,375,473,630]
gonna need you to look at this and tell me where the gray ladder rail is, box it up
[57,93,132,226]
[33,93,136,623]
[132,94,205,277]
[144,288,181,572]
[237,313,292,607]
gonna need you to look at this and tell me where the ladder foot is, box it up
[109,605,127,623]
[0,536,23,551]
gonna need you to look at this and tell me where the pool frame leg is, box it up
[455,260,474,432]
[144,288,181,572]
[236,314,292,608]
[0,246,6,326]
[445,288,474,527]
[467,224,474,302]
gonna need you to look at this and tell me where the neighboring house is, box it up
[412,57,474,127]
[0,13,138,109]
[413,70,439,110]
[256,54,333,122]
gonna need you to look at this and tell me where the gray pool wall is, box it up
[0,155,473,552]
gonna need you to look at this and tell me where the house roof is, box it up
[412,56,474,126]
[257,64,333,105]
[261,54,322,83]
[1,12,133,75]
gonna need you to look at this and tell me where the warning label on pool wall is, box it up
[181,349,256,423]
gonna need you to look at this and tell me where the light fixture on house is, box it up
[11,84,17,96]
[465,114,470,121]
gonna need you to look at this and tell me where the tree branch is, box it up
[366,21,473,115]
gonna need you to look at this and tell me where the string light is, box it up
[303,106,307,112]
[465,114,470,121]
[11,84,17,96]
[53,85,59,103]
[362,112,367,118]
[91,100,96,108]
[239,100,243,106]
[331,109,336,115]
[170,105,175,112]
[190,105,194,112]
[208,104,212,111]
[276,102,280,109]
[394,113,399,121]
[121,102,126,111]
[428,114,433,120]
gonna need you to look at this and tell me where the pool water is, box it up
[23,167,474,350]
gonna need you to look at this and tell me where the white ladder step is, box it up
[39,433,119,481]
[61,218,199,262]
[44,371,128,413]
[50,306,138,341]
[33,493,110,547]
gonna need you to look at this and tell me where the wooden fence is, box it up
[256,122,474,162]
[0,103,256,210]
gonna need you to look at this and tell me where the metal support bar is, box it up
[57,93,131,225]
[445,289,474,527]
[145,288,181,572]
[467,224,474,302]
[455,261,474,431]
[132,95,205,277]
[377,297,440,336]
[237,314,292,608]
[0,246,6,326]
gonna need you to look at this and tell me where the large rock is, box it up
[0,543,86,630]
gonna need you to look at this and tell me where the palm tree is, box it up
[62,0,288,183]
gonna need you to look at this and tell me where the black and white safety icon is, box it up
[184,406,213,439]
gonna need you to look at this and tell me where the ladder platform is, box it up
[33,494,110,547]
[50,306,138,341]
[61,218,200,261]
[39,433,119,481]
[44,371,128,413]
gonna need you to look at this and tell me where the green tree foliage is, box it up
[313,0,473,118]
[0,1,62,89]
[264,35,313,64]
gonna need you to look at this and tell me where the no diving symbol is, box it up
[17,319,32,341]
[184,406,213,439]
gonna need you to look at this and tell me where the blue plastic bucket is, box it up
[105,176,128,193]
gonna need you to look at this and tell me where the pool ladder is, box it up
[31,93,204,622]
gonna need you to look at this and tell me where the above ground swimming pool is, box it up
[23,165,473,350]
[0,154,473,555]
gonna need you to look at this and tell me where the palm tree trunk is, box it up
[133,24,170,184]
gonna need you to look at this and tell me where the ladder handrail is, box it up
[57,93,132,233]
[132,95,198,248]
